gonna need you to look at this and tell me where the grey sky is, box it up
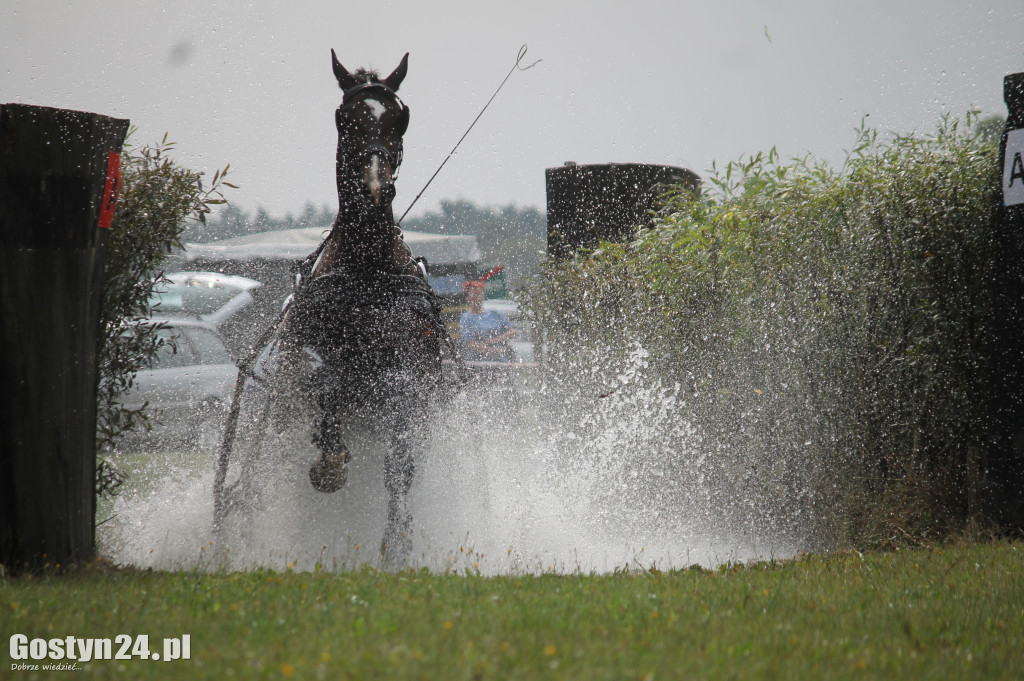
[3,1,1022,219]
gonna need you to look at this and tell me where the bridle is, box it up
[336,79,408,181]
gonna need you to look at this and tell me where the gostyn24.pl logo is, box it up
[9,634,191,667]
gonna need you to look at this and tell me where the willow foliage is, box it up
[524,116,1000,547]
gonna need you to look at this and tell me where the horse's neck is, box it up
[311,209,419,279]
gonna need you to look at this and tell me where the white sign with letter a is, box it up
[1005,128,1024,206]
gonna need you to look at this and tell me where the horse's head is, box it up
[331,50,410,210]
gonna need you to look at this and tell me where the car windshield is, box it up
[150,281,241,316]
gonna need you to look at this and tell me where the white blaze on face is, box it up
[365,97,387,121]
[364,152,392,205]
[357,97,393,204]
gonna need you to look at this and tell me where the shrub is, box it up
[96,135,232,451]
[522,115,1000,549]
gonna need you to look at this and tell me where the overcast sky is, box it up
[3,1,1022,220]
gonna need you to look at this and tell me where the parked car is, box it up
[149,271,262,326]
[118,317,238,451]
[149,271,263,360]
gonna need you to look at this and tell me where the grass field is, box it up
[1,541,1021,680]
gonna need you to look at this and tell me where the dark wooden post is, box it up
[546,162,699,258]
[988,73,1024,530]
[0,104,129,570]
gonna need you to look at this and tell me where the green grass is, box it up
[2,542,1021,679]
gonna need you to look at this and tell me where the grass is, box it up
[1,542,1021,679]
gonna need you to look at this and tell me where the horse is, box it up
[213,50,455,567]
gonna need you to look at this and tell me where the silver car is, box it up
[149,271,262,327]
[119,317,238,451]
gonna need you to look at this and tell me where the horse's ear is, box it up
[384,53,409,91]
[331,49,360,91]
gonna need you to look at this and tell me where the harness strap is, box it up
[341,80,406,112]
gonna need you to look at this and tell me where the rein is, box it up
[397,44,539,225]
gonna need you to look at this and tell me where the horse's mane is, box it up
[349,68,381,83]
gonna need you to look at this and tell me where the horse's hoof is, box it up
[380,531,412,570]
[309,448,350,493]
[381,510,413,570]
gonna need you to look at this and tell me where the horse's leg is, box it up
[309,412,351,493]
[380,412,420,567]
[309,371,351,493]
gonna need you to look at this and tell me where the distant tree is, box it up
[975,114,1006,146]
[253,206,272,232]
[318,203,336,226]
[297,201,319,228]
[218,203,249,238]
[403,199,547,284]
[193,198,548,284]
[181,201,248,243]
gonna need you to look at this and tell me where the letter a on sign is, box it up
[1004,128,1024,206]
[98,151,122,229]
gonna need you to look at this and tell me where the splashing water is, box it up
[99,341,802,574]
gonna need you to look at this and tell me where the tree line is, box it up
[183,199,547,284]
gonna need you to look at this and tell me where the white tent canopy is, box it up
[179,227,481,267]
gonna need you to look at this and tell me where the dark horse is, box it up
[214,51,452,566]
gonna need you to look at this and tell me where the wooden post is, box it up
[0,104,129,570]
[987,73,1024,530]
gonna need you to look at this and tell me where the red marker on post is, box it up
[98,151,121,229]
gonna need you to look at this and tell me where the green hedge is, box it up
[523,116,1000,549]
